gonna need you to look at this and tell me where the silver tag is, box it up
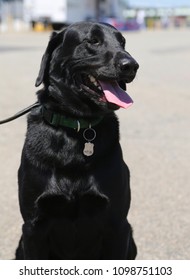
[83,142,94,156]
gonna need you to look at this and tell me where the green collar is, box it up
[42,106,103,131]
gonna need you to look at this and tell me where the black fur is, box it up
[16,22,139,259]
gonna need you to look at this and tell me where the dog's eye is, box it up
[88,37,100,45]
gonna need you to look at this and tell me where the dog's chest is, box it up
[36,175,108,259]
[37,171,108,216]
[47,215,105,259]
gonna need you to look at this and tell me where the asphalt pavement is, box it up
[0,28,190,259]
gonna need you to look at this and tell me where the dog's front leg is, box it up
[102,221,137,260]
[22,221,48,260]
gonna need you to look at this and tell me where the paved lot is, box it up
[0,28,190,260]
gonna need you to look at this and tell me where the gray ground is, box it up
[0,28,190,260]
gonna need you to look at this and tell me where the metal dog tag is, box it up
[83,126,96,156]
[83,142,94,156]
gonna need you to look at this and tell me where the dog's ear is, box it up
[118,80,126,91]
[35,31,64,87]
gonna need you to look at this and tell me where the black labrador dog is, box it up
[16,22,139,260]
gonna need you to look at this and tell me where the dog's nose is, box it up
[119,58,139,75]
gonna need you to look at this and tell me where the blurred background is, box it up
[0,0,190,260]
[0,0,190,32]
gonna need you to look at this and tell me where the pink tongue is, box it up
[99,81,133,109]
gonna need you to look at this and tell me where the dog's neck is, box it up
[42,105,104,132]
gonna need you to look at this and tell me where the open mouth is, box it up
[81,75,133,109]
[81,75,103,96]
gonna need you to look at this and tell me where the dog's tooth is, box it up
[90,76,96,82]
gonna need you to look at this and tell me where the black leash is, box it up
[0,102,40,125]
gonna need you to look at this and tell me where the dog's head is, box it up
[36,22,139,117]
